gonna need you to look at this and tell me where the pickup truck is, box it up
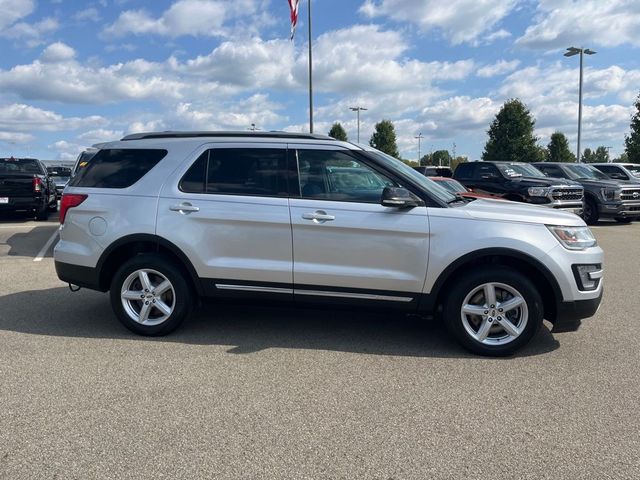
[0,157,58,220]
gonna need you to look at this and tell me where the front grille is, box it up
[627,206,640,212]
[552,188,583,201]
[621,188,640,201]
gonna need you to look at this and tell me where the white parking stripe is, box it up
[33,229,59,262]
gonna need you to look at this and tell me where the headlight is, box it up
[547,225,597,250]
[528,187,551,197]
[600,188,621,201]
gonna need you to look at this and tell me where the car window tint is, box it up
[179,151,208,193]
[454,162,474,179]
[539,165,564,178]
[70,149,167,188]
[478,164,501,178]
[206,148,287,197]
[297,149,397,203]
[0,158,43,174]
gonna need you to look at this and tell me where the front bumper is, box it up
[553,289,603,332]
[598,200,640,219]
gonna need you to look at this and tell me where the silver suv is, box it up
[54,132,604,356]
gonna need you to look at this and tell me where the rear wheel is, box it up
[583,197,599,225]
[110,254,193,336]
[443,266,544,356]
[35,201,49,221]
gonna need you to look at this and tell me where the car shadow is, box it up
[5,226,58,258]
[0,287,560,359]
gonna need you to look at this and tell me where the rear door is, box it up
[288,144,430,307]
[156,143,293,298]
[472,163,506,196]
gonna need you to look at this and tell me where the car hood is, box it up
[570,178,628,188]
[461,198,584,226]
[512,176,581,187]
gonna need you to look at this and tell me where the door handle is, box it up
[302,210,335,223]
[170,202,200,214]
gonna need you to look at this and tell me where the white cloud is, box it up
[477,59,520,78]
[77,129,123,144]
[103,0,257,38]
[49,140,86,161]
[484,29,511,43]
[359,0,518,44]
[0,131,34,143]
[73,7,101,23]
[0,17,58,46]
[0,103,106,132]
[40,42,76,62]
[0,0,34,30]
[517,0,640,49]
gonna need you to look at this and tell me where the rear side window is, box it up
[454,162,474,179]
[69,149,167,188]
[179,148,288,197]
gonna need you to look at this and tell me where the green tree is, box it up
[450,156,468,172]
[482,99,543,163]
[432,150,452,166]
[401,159,419,167]
[625,93,640,163]
[594,146,610,163]
[419,153,432,166]
[328,122,348,141]
[582,148,596,163]
[546,131,575,163]
[613,152,629,163]
[369,119,400,158]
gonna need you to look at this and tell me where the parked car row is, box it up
[413,161,640,225]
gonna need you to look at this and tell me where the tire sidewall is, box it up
[584,197,598,225]
[443,267,543,356]
[110,254,192,336]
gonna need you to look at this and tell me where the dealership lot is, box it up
[0,214,638,479]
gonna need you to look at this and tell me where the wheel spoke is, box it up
[475,318,492,341]
[499,296,524,313]
[154,300,172,317]
[138,302,151,323]
[155,280,172,296]
[497,317,520,337]
[138,270,153,292]
[483,284,497,307]
[462,304,487,317]
[122,290,143,300]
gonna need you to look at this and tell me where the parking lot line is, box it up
[33,229,59,262]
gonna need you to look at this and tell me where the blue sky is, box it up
[0,0,639,161]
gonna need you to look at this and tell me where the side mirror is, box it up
[381,186,423,208]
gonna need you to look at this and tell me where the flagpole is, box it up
[307,0,313,133]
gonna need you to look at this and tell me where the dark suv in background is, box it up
[453,161,583,214]
[534,162,640,224]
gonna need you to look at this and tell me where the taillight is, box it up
[60,194,88,225]
[33,177,42,192]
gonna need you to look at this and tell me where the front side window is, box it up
[69,149,167,188]
[538,165,565,178]
[180,148,288,197]
[297,149,396,203]
[478,164,502,178]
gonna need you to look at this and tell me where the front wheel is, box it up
[110,254,193,336]
[443,267,543,356]
[583,198,599,225]
[615,217,632,224]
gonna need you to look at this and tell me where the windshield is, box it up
[497,163,545,177]
[624,164,640,177]
[360,147,458,204]
[47,167,71,178]
[564,164,609,180]
[436,178,468,194]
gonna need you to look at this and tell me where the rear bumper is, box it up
[55,260,105,292]
[0,196,43,212]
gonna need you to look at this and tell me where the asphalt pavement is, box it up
[0,212,638,479]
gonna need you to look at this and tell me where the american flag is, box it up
[288,0,300,40]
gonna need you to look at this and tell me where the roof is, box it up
[121,130,334,141]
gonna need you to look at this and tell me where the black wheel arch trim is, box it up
[96,233,204,295]
[421,247,563,316]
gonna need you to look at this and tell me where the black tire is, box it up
[110,254,193,336]
[583,197,599,225]
[614,217,632,224]
[443,266,544,356]
[35,201,49,221]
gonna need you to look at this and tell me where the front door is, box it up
[288,145,430,307]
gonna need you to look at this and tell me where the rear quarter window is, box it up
[454,163,474,179]
[69,149,167,188]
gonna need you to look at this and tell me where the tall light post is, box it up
[349,106,367,143]
[564,46,596,162]
[415,133,424,164]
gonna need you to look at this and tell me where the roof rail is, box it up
[120,130,334,141]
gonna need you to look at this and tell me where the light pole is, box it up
[349,106,367,143]
[564,46,596,162]
[415,133,424,165]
